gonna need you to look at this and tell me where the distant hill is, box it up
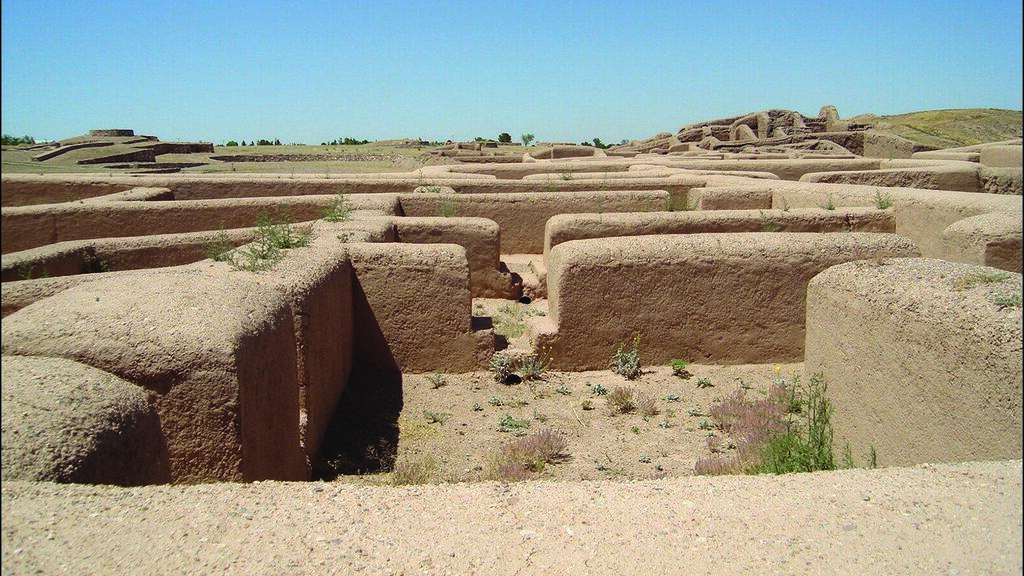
[849,108,1022,149]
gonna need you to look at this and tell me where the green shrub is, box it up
[610,334,642,380]
[322,187,352,222]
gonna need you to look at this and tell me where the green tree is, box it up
[520,133,535,147]
[225,140,239,146]
[498,132,512,143]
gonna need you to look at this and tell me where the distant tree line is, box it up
[2,134,36,146]
[224,138,282,146]
[321,137,369,146]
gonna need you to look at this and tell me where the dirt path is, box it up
[3,459,1019,574]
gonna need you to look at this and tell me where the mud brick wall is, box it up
[1,268,308,483]
[349,243,491,373]
[805,258,1022,467]
[544,208,895,258]
[545,232,920,370]
[398,190,670,254]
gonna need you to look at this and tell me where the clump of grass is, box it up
[519,349,552,381]
[694,373,837,475]
[486,429,569,482]
[322,186,352,222]
[636,393,659,417]
[873,190,893,209]
[608,386,637,414]
[391,456,438,486]
[610,334,642,380]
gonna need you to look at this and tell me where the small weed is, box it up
[822,194,836,210]
[555,384,572,396]
[472,402,483,412]
[224,210,312,272]
[868,446,878,469]
[658,419,673,429]
[610,334,642,380]
[543,182,557,193]
[664,393,681,403]
[16,262,37,280]
[487,396,504,407]
[631,426,641,435]
[695,372,838,476]
[670,359,692,379]
[637,393,659,417]
[954,271,1012,291]
[590,383,609,396]
[687,407,705,417]
[498,414,531,435]
[581,399,594,411]
[639,455,652,464]
[696,377,714,389]
[426,371,447,389]
[391,456,438,485]
[873,190,893,209]
[560,169,574,181]
[490,353,517,384]
[485,428,569,481]
[609,386,638,414]
[322,186,352,222]
[532,409,549,423]
[204,226,235,261]
[993,293,1022,309]
[80,250,110,274]
[699,420,714,431]
[519,349,551,381]
[423,411,451,425]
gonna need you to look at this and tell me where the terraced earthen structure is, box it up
[2,112,1021,573]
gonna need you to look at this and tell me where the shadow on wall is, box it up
[311,275,403,480]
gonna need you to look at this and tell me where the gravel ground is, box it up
[3,459,1020,575]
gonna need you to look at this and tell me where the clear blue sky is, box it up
[2,0,1021,145]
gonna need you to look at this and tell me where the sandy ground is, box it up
[345,363,805,485]
[2,460,1020,575]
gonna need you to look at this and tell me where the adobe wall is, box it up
[1,355,171,485]
[941,212,1023,273]
[348,243,491,373]
[1,267,308,483]
[1,179,137,207]
[1,193,400,254]
[805,258,1022,467]
[545,233,919,370]
[543,208,895,258]
[393,217,521,298]
[398,190,670,254]
[0,228,258,282]
[800,161,985,193]
[766,182,1022,270]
